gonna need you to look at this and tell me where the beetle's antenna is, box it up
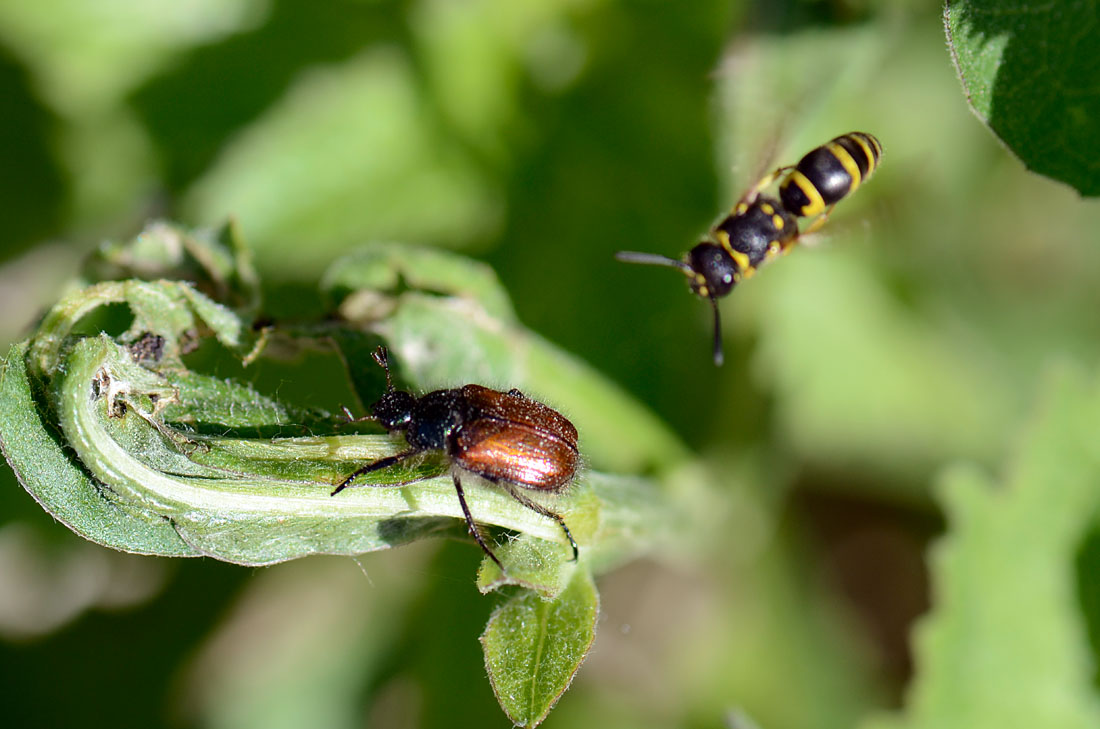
[709,296,724,366]
[371,346,394,391]
[615,250,694,274]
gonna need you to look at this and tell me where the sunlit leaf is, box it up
[945,0,1100,196]
[480,567,599,728]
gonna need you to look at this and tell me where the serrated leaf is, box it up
[480,567,599,728]
[945,0,1100,196]
[863,365,1100,729]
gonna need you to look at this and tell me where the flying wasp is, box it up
[616,131,882,365]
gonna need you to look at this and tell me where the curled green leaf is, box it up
[0,340,196,557]
[20,333,640,566]
[29,278,246,377]
[81,220,261,313]
[3,229,680,575]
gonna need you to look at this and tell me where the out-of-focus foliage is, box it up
[3,0,1100,728]
[862,365,1100,729]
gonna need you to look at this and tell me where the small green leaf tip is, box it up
[480,568,599,728]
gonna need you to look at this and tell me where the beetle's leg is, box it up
[452,474,504,569]
[501,484,579,562]
[331,448,419,495]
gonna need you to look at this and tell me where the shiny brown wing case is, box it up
[459,385,579,445]
[453,416,579,490]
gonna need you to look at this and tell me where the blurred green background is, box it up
[3,1,1100,728]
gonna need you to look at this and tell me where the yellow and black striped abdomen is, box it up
[779,132,882,218]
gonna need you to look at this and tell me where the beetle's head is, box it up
[371,389,415,431]
[367,346,415,431]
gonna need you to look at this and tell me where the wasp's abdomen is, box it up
[780,132,883,217]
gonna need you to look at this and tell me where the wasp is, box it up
[333,347,580,569]
[616,131,882,365]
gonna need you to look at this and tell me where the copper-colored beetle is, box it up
[333,347,579,568]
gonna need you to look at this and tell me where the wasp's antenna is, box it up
[709,296,724,366]
[371,346,395,391]
[614,250,694,274]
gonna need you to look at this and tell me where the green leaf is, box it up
[945,0,1100,196]
[160,370,319,435]
[28,277,247,376]
[863,365,1100,729]
[475,481,600,600]
[480,567,599,728]
[321,241,516,324]
[476,533,579,599]
[24,332,635,566]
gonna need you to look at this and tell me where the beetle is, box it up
[332,346,580,569]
